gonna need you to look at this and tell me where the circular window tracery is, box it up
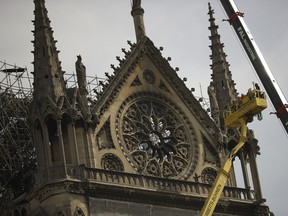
[142,69,156,84]
[116,94,198,179]
[201,167,218,184]
[101,153,124,172]
[74,206,85,216]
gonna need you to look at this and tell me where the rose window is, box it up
[116,95,198,179]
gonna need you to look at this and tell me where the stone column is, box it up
[239,149,251,199]
[248,149,263,203]
[57,119,68,177]
[42,123,52,182]
[71,121,80,166]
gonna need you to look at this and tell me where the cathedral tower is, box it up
[30,0,97,188]
[207,2,238,129]
[207,2,265,206]
[32,0,66,102]
[131,0,146,42]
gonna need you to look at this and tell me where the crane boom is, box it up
[200,89,267,215]
[219,0,288,134]
[200,118,247,216]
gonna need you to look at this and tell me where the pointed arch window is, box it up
[42,46,46,57]
[61,113,76,164]
[45,115,60,163]
[75,117,88,165]
[221,80,226,89]
[74,206,85,216]
[34,119,44,147]
[34,119,46,169]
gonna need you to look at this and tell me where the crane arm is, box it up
[200,89,267,216]
[200,118,247,216]
[219,0,288,134]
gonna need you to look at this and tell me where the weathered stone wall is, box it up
[89,197,239,216]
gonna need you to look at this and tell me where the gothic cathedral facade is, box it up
[4,1,270,215]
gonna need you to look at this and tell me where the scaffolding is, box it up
[0,60,107,207]
[0,60,211,208]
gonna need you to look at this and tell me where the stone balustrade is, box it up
[38,164,254,202]
[75,165,254,201]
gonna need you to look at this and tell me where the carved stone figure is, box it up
[208,82,218,111]
[208,81,220,125]
[132,0,141,9]
[75,55,87,94]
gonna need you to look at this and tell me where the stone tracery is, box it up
[116,94,198,179]
[201,167,218,184]
[74,206,85,216]
[101,153,124,172]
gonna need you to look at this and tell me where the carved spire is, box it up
[32,0,66,102]
[207,2,238,129]
[131,0,146,42]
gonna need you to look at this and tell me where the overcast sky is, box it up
[1,0,288,215]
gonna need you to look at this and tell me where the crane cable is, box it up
[216,0,261,86]
[216,0,288,137]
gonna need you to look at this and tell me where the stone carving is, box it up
[201,167,218,184]
[142,69,156,84]
[159,80,170,93]
[116,94,198,179]
[132,0,141,9]
[130,75,142,87]
[208,82,220,125]
[101,153,124,172]
[75,55,88,95]
[55,211,66,216]
[131,151,147,171]
[74,206,85,216]
[97,119,115,150]
[202,134,220,166]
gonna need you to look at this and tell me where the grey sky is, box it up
[1,1,288,215]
